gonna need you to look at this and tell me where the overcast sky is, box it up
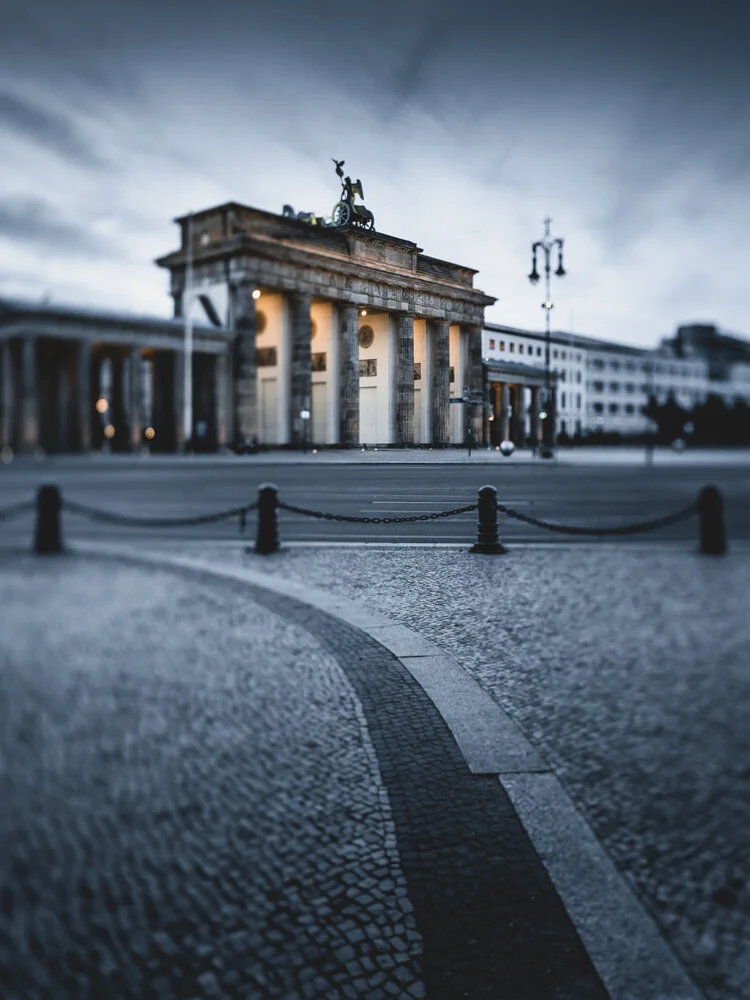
[1,0,749,346]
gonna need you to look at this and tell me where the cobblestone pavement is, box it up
[0,552,607,999]
[176,542,750,1000]
[0,555,422,999]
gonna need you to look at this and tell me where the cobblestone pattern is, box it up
[187,543,750,1000]
[222,572,608,1000]
[0,555,422,999]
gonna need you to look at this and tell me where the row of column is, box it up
[0,336,225,454]
[230,282,482,448]
[488,382,544,445]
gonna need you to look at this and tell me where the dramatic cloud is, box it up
[0,91,108,169]
[0,0,748,343]
[0,195,107,254]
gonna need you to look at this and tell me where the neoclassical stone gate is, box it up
[156,202,496,448]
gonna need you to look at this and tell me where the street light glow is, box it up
[95,398,109,414]
[145,427,155,440]
[104,424,115,439]
[252,289,261,300]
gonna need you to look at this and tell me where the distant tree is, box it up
[693,394,730,445]
[643,393,689,444]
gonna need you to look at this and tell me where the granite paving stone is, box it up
[177,541,750,1000]
[0,554,422,998]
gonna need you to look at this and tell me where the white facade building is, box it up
[484,322,750,440]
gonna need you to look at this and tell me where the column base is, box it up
[469,541,508,554]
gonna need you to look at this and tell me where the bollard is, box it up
[254,483,280,554]
[34,484,63,554]
[698,485,727,556]
[469,485,506,554]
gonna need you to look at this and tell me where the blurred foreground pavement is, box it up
[151,540,750,1000]
[0,552,609,1000]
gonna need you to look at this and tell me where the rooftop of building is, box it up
[0,297,220,335]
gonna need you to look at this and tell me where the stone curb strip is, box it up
[72,541,704,1000]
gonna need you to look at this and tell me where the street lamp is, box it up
[528,218,566,457]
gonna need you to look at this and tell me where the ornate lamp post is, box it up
[528,218,566,456]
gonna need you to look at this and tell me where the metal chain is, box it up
[277,500,478,525]
[62,499,258,529]
[495,500,699,536]
[0,499,36,523]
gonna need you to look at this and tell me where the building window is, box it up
[609,403,619,414]
[509,343,515,353]
[610,360,621,371]
[593,359,604,370]
[625,382,635,393]
[359,359,377,377]
[537,347,542,356]
[358,326,375,349]
[519,344,524,354]
[561,392,566,408]
[593,402,604,414]
[413,362,422,381]
[199,231,210,245]
[576,394,581,408]
[449,366,455,383]
[593,380,604,392]
[609,382,620,392]
[499,341,505,350]
[576,372,581,383]
[626,362,635,371]
[311,352,327,372]
[256,347,277,367]
[625,404,635,414]
[561,351,567,360]
[489,339,495,349]
[553,350,558,359]
[561,370,567,381]
[577,354,581,362]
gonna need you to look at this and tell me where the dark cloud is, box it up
[0,195,106,255]
[0,91,108,168]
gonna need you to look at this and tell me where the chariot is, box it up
[330,159,375,230]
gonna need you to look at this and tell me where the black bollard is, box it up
[698,485,727,555]
[254,483,280,554]
[34,484,63,554]
[470,484,506,554]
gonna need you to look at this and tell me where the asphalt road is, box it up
[2,458,749,545]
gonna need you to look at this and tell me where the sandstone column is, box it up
[231,283,258,448]
[1,340,13,449]
[530,386,541,443]
[76,340,92,452]
[498,383,510,442]
[289,292,312,448]
[395,313,415,446]
[20,335,39,453]
[339,303,359,446]
[430,320,450,446]
[215,349,231,448]
[128,347,142,450]
[465,323,484,444]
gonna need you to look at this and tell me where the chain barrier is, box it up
[62,498,258,531]
[495,500,699,536]
[0,499,36,523]
[277,500,478,525]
